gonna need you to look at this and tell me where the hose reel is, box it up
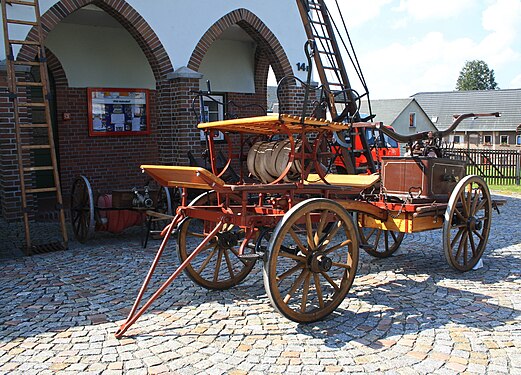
[247,140,302,183]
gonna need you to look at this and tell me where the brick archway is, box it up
[4,0,175,217]
[45,48,68,88]
[188,8,293,86]
[18,0,174,83]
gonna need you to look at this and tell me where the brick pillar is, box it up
[159,67,203,166]
[277,79,308,116]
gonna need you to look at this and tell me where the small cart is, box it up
[70,176,180,244]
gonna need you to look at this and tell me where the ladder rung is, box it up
[314,35,331,40]
[13,61,41,66]
[18,102,46,107]
[7,19,38,26]
[311,20,327,26]
[317,50,335,56]
[8,39,39,45]
[323,66,340,71]
[19,123,49,128]
[23,166,54,172]
[5,0,36,5]
[26,187,57,194]
[16,81,43,87]
[21,144,51,150]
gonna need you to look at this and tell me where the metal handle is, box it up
[376,112,501,144]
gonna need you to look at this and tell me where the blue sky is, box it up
[324,0,521,99]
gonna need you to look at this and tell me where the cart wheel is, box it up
[358,227,405,258]
[142,185,179,245]
[443,175,492,271]
[263,198,359,323]
[170,187,182,211]
[145,179,180,215]
[177,191,256,290]
[70,175,95,243]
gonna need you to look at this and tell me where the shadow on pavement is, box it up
[1,195,519,349]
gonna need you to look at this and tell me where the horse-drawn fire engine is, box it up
[114,0,502,338]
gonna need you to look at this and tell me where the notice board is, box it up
[88,88,150,136]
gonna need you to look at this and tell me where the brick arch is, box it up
[45,48,68,88]
[17,0,173,83]
[188,8,293,84]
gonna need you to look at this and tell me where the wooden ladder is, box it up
[1,0,68,253]
[296,0,376,173]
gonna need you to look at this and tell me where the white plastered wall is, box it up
[44,22,155,89]
[1,0,308,84]
[198,39,256,93]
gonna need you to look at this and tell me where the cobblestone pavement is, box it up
[1,194,520,375]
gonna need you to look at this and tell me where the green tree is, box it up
[456,60,499,91]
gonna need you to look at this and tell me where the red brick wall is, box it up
[56,87,160,201]
[0,71,20,220]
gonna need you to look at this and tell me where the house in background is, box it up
[359,98,438,152]
[272,95,438,152]
[412,89,521,149]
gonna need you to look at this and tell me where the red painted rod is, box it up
[115,219,225,338]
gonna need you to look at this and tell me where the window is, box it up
[500,135,509,145]
[484,135,492,145]
[516,135,521,146]
[364,129,399,148]
[409,112,416,127]
[453,135,461,144]
[199,94,225,142]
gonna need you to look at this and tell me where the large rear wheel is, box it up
[264,198,358,323]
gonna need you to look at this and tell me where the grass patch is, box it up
[488,183,521,195]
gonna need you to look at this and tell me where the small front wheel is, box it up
[443,175,492,271]
[358,227,405,258]
[176,191,256,290]
[263,198,359,323]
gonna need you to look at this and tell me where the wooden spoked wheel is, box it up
[145,179,179,215]
[176,191,256,290]
[443,175,492,271]
[263,198,359,323]
[70,175,95,243]
[358,227,405,258]
[169,187,182,212]
[141,181,179,246]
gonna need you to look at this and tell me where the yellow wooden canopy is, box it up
[198,114,351,135]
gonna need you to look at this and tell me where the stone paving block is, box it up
[1,194,521,374]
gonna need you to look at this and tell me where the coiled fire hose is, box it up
[247,140,303,183]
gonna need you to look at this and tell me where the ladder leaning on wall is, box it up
[1,0,68,253]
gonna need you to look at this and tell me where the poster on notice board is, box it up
[88,88,150,136]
